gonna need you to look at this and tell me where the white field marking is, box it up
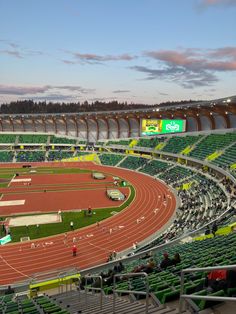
[0,200,25,207]
[12,178,32,183]
[9,213,61,227]
[0,255,32,279]
[7,174,16,187]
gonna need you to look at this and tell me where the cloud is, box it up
[200,0,236,6]
[0,85,95,96]
[0,49,24,59]
[27,94,80,102]
[63,51,136,65]
[61,59,77,65]
[112,90,130,94]
[130,47,236,88]
[159,92,169,96]
[0,39,44,59]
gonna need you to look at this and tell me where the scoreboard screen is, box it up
[141,119,186,136]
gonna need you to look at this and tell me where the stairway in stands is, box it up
[52,290,191,314]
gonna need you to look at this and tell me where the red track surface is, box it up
[0,162,176,285]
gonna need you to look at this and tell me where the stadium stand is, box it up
[140,159,172,176]
[50,136,77,145]
[0,151,14,162]
[16,151,46,162]
[189,132,236,161]
[162,135,203,154]
[136,137,166,148]
[18,134,48,143]
[47,150,74,161]
[0,134,16,143]
[211,143,236,169]
[99,153,125,166]
[0,125,236,313]
[158,166,194,184]
[106,139,132,146]
[119,155,148,170]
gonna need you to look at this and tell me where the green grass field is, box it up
[0,166,135,242]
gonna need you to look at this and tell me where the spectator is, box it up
[114,261,124,273]
[206,269,227,292]
[205,226,211,235]
[160,253,172,270]
[212,222,218,237]
[171,253,181,266]
[5,285,15,295]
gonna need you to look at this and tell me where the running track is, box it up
[0,162,176,285]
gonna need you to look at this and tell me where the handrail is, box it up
[84,275,103,310]
[179,264,236,313]
[113,272,149,314]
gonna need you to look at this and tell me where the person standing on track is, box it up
[72,244,77,257]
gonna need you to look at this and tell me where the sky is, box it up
[0,0,236,105]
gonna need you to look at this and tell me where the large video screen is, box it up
[141,119,186,136]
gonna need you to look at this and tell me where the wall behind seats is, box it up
[67,118,77,137]
[78,119,87,139]
[108,118,118,139]
[186,117,198,131]
[214,115,227,129]
[129,118,139,137]
[87,119,97,142]
[97,119,107,140]
[230,115,236,128]
[200,115,212,130]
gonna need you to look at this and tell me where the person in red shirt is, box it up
[72,245,77,257]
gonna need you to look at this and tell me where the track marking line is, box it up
[0,255,32,279]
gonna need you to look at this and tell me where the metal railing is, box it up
[84,275,103,310]
[113,272,150,314]
[179,264,236,313]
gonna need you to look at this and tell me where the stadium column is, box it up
[9,116,15,132]
[52,117,58,134]
[20,117,25,132]
[102,118,109,139]
[62,116,68,135]
[72,117,79,137]
[125,117,131,138]
[92,117,99,141]
[32,117,36,132]
[42,117,47,133]
[188,110,201,131]
[133,116,140,137]
[114,118,120,138]
[81,117,89,141]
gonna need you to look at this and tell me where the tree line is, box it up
[0,99,199,114]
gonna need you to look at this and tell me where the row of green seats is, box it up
[34,295,69,314]
[139,159,171,176]
[0,151,14,162]
[18,134,48,144]
[16,151,45,162]
[119,155,147,170]
[190,133,236,160]
[99,153,124,166]
[136,137,165,148]
[50,136,76,145]
[162,135,203,154]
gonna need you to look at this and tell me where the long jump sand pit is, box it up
[8,213,61,227]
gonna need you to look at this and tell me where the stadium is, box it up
[0,95,235,314]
